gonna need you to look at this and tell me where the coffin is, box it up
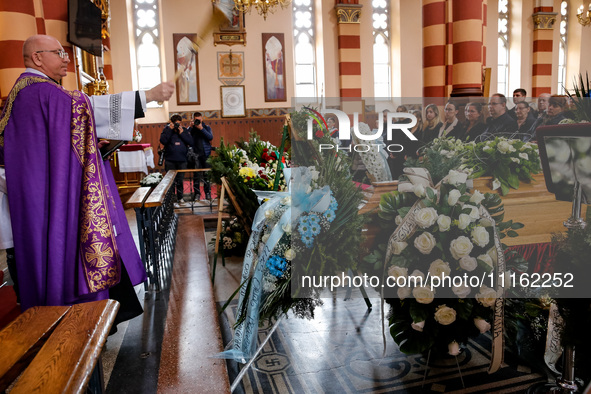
[359,174,582,247]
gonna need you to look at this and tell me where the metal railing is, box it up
[126,171,178,295]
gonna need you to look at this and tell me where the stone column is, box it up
[422,0,446,97]
[531,0,557,97]
[451,0,484,97]
[0,0,38,101]
[335,1,362,98]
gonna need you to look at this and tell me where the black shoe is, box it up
[205,193,212,200]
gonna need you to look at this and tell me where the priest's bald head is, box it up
[23,35,70,82]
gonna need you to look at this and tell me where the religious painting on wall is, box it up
[262,33,286,102]
[213,4,246,46]
[173,33,200,105]
[217,51,245,85]
[221,85,246,118]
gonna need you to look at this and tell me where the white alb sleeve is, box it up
[90,91,137,140]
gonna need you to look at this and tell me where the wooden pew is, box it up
[0,299,119,393]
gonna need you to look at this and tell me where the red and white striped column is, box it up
[422,0,446,97]
[335,1,362,98]
[451,0,484,96]
[531,0,557,97]
[0,0,38,102]
[0,0,78,103]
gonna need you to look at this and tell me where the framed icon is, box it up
[221,85,246,118]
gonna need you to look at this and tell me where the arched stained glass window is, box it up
[293,0,316,98]
[134,0,162,107]
[373,0,390,98]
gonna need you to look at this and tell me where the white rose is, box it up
[284,248,296,260]
[262,234,270,243]
[392,241,408,255]
[429,259,451,278]
[388,265,408,279]
[497,140,511,153]
[447,189,461,206]
[409,270,425,285]
[519,152,528,160]
[464,204,480,221]
[483,145,494,152]
[478,254,493,269]
[437,215,451,232]
[411,320,425,332]
[457,213,472,230]
[415,207,439,229]
[265,210,273,219]
[459,256,477,272]
[413,183,425,198]
[413,286,435,304]
[452,284,471,298]
[448,341,461,356]
[474,318,491,333]
[471,226,490,248]
[395,215,403,225]
[281,196,292,206]
[476,286,497,308]
[469,190,485,204]
[282,222,292,234]
[308,167,320,181]
[450,236,474,260]
[492,179,501,190]
[414,232,437,255]
[434,305,457,325]
[447,170,468,186]
[397,286,412,300]
[511,157,520,164]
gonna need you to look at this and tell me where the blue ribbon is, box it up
[215,167,332,362]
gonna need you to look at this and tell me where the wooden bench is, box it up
[0,299,119,393]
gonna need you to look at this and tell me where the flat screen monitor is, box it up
[68,0,102,57]
[536,123,591,204]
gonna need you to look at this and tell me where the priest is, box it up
[0,34,174,325]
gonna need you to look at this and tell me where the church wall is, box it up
[3,1,590,115]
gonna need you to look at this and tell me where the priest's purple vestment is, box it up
[0,72,147,311]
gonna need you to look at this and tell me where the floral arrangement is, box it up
[133,129,142,143]
[405,137,465,184]
[411,137,542,195]
[235,132,289,191]
[363,168,521,359]
[139,172,163,187]
[212,216,248,257]
[461,137,542,195]
[209,132,289,221]
[220,142,365,362]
